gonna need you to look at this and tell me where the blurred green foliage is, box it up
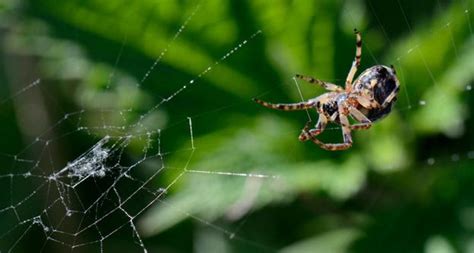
[1,0,474,252]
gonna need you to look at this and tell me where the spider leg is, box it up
[355,94,379,109]
[295,74,343,92]
[298,114,328,141]
[253,98,315,111]
[345,29,362,92]
[348,107,372,130]
[381,79,400,108]
[306,106,353,151]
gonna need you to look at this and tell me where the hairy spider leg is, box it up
[348,107,372,130]
[253,98,315,111]
[294,74,344,92]
[298,114,328,141]
[345,29,362,91]
[306,105,353,150]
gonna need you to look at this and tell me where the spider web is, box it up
[0,3,270,252]
[1,0,473,252]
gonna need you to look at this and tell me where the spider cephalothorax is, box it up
[253,29,400,151]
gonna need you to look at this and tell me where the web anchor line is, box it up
[131,29,263,129]
[185,169,280,179]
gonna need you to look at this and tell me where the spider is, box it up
[253,29,400,151]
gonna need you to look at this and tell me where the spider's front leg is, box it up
[295,74,343,92]
[381,67,401,108]
[345,29,362,91]
[253,98,316,111]
[298,114,328,141]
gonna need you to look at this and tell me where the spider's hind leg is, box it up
[348,107,372,130]
[299,114,328,141]
[306,107,353,151]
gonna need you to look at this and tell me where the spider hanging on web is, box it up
[253,29,400,151]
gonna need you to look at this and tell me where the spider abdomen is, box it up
[352,65,400,121]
